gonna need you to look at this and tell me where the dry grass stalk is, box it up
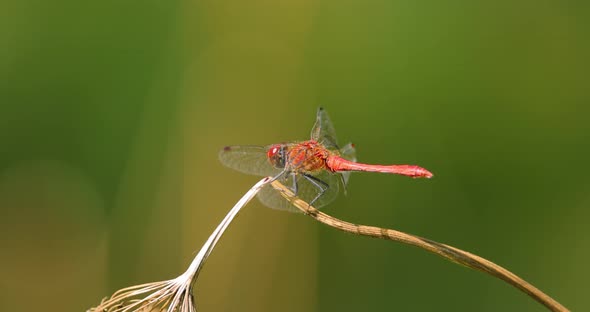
[88,177,271,312]
[270,180,569,312]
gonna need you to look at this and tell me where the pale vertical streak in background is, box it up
[109,48,185,288]
[179,1,319,311]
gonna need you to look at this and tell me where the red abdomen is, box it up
[326,155,433,178]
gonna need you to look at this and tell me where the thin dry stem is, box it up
[270,180,569,312]
[88,177,271,312]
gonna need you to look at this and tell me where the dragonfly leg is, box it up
[273,170,299,197]
[269,169,288,182]
[302,173,329,207]
[292,172,298,196]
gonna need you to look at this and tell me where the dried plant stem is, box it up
[270,180,569,312]
[88,177,272,312]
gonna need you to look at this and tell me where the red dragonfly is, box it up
[219,108,433,212]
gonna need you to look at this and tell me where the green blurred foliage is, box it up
[1,0,588,311]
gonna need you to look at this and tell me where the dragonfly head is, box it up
[267,144,287,169]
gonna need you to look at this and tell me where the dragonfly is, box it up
[219,108,433,212]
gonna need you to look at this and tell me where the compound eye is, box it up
[266,144,285,168]
[267,145,280,158]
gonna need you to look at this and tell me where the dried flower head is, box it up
[88,177,271,312]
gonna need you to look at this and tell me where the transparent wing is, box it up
[339,142,357,188]
[218,145,283,177]
[257,170,342,212]
[310,107,339,150]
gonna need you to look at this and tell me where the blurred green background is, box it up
[1,1,588,311]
